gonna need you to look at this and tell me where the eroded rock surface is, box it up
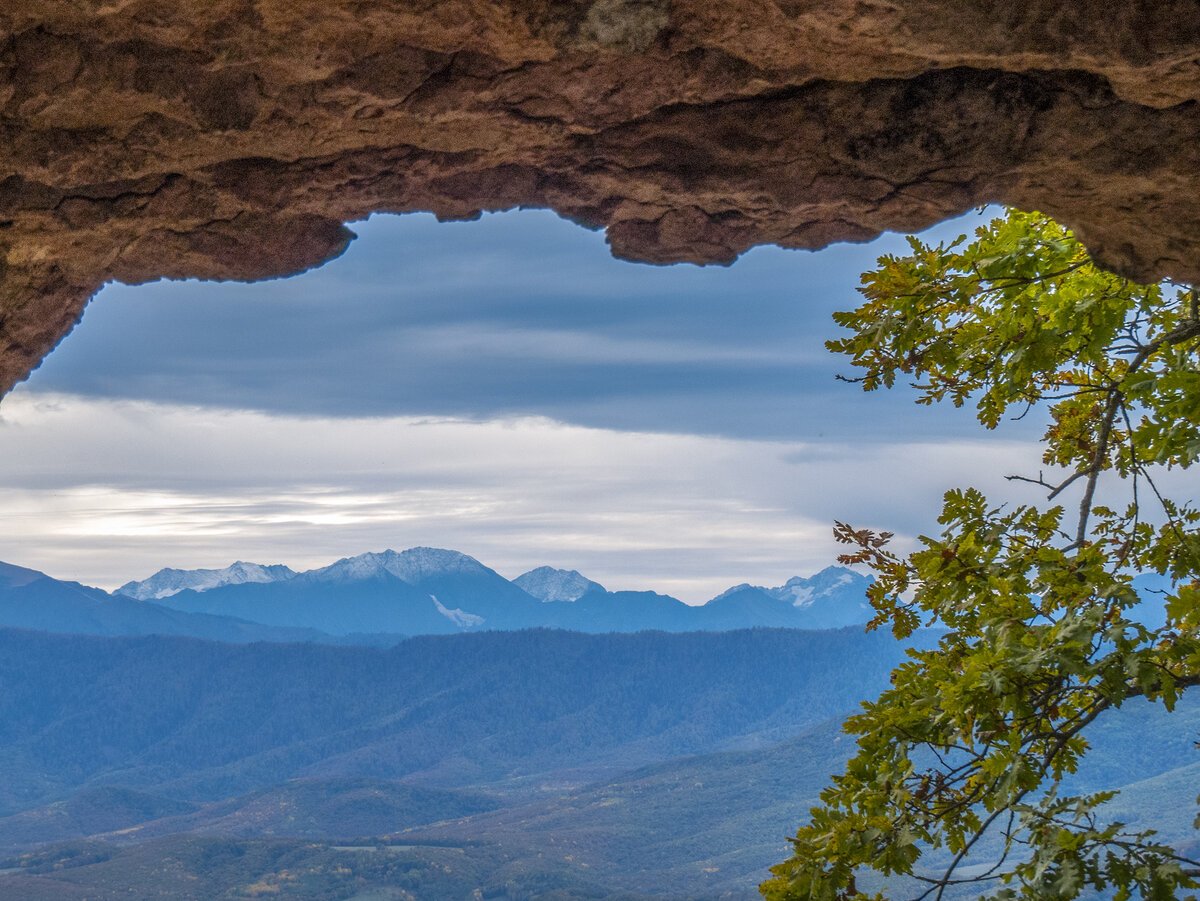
[2,1,1200,394]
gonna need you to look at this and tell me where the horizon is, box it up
[7,542,864,607]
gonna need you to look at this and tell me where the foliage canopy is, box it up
[762,209,1200,901]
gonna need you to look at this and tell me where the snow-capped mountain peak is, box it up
[386,547,492,582]
[513,567,605,602]
[301,551,397,584]
[102,551,874,635]
[116,561,297,600]
[769,566,864,608]
[303,547,493,586]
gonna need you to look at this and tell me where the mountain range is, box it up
[0,548,878,642]
[0,561,343,645]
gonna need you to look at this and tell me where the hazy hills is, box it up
[0,626,922,819]
[0,562,346,645]
[0,624,1194,899]
[0,624,914,895]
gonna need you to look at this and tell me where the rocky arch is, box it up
[2,0,1200,395]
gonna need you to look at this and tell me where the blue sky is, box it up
[0,207,1050,601]
[30,209,978,440]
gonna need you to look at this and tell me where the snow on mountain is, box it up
[0,561,336,643]
[116,562,297,600]
[103,549,875,636]
[298,551,401,584]
[768,566,866,608]
[773,578,816,608]
[432,595,485,628]
[752,566,873,629]
[514,567,605,602]
[303,548,493,586]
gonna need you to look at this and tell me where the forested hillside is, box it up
[0,626,1194,900]
[0,627,921,818]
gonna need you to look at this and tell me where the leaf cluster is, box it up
[763,210,1200,901]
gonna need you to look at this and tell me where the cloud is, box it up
[0,392,1046,601]
[24,208,1010,443]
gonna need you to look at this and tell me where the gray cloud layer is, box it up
[0,393,1044,599]
[28,208,1025,444]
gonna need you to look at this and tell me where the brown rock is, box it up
[2,1,1200,395]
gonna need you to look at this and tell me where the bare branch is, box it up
[1005,470,1087,500]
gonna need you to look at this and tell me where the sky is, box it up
[0,206,1057,602]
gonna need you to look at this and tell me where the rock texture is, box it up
[2,1,1200,395]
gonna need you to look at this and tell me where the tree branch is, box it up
[1005,470,1087,500]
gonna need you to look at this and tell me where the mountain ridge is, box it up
[0,573,353,645]
[117,561,298,600]
[6,549,1177,643]
[109,547,877,636]
[514,566,606,602]
[114,548,867,609]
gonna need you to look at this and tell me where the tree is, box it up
[761,209,1200,901]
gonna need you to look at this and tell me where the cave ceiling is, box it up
[2,0,1200,396]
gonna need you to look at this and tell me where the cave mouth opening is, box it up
[2,6,1199,895]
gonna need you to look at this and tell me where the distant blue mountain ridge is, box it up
[0,548,876,642]
[0,548,1176,643]
[0,561,339,645]
[115,547,881,636]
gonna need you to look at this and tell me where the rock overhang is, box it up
[2,0,1200,395]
